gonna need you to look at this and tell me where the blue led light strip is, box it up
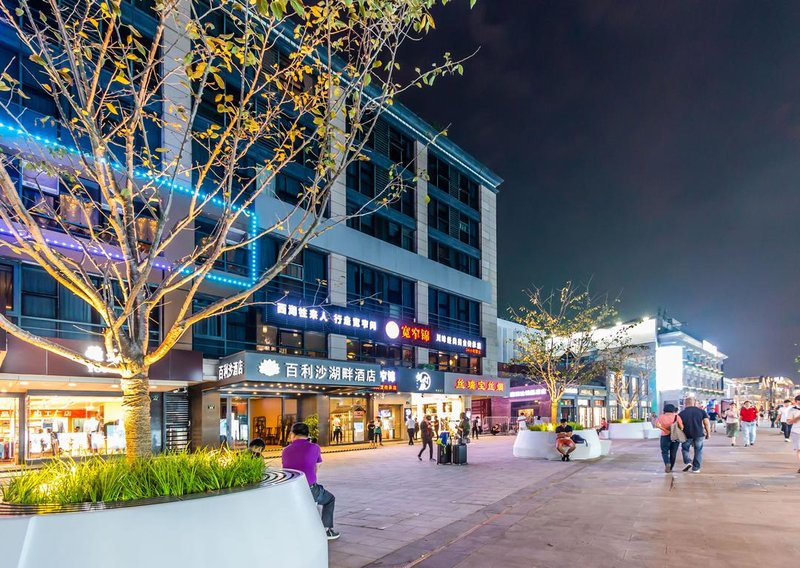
[0,120,259,288]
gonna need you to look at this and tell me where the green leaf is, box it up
[270,0,285,19]
[289,0,305,18]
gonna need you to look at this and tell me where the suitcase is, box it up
[452,443,468,465]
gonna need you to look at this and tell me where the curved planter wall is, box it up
[608,422,647,439]
[0,469,327,568]
[513,429,559,459]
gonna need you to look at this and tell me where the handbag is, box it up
[670,415,687,443]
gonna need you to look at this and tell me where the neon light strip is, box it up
[0,120,258,288]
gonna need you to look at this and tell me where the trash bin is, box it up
[452,443,468,465]
[437,443,452,464]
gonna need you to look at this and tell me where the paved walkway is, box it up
[319,427,800,568]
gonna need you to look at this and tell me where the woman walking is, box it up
[655,404,683,473]
[723,403,739,446]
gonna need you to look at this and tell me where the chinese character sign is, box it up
[448,376,509,396]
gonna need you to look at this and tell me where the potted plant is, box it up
[608,418,648,439]
[0,451,328,567]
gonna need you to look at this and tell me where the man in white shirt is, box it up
[784,395,800,473]
[405,416,416,446]
[778,399,793,442]
[516,414,528,433]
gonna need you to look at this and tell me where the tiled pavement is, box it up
[318,427,800,568]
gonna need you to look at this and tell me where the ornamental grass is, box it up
[527,421,584,432]
[1,449,265,506]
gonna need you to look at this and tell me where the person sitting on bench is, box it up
[555,419,576,462]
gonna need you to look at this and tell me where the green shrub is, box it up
[610,418,646,423]
[304,413,320,441]
[527,422,584,432]
[528,424,550,431]
[1,448,265,506]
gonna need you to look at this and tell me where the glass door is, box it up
[0,397,19,468]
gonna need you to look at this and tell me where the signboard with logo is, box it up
[272,301,485,357]
[387,367,445,394]
[218,352,381,388]
[444,373,510,397]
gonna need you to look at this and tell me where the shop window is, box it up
[27,396,126,460]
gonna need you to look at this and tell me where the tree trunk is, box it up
[551,400,560,424]
[623,407,631,420]
[121,372,151,460]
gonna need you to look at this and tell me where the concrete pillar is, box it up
[328,333,347,361]
[414,141,429,257]
[328,252,347,306]
[480,186,498,376]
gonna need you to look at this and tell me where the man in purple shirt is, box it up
[282,422,340,540]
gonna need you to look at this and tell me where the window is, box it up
[428,287,480,336]
[274,172,305,205]
[0,264,13,311]
[429,239,480,277]
[346,202,415,252]
[458,174,480,210]
[195,218,249,276]
[428,152,480,212]
[388,126,414,167]
[428,350,481,374]
[346,262,415,320]
[346,160,375,198]
[192,296,257,357]
[428,153,450,192]
[261,237,328,305]
[259,325,326,358]
[347,338,413,367]
[387,180,415,217]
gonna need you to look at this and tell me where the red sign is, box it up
[453,379,505,393]
[400,324,432,343]
[377,384,398,392]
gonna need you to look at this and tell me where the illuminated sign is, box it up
[445,374,510,396]
[453,378,505,392]
[218,352,381,388]
[275,302,379,331]
[509,388,548,398]
[390,367,445,393]
[273,302,484,357]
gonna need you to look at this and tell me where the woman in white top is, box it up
[723,403,739,446]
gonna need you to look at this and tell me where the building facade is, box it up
[496,313,725,427]
[0,1,503,464]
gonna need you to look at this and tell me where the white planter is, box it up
[608,421,647,439]
[513,429,558,459]
[599,439,612,456]
[546,429,602,461]
[643,427,662,439]
[0,470,327,568]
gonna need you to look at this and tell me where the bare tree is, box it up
[604,343,654,421]
[509,281,629,424]
[0,0,472,457]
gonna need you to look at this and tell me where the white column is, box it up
[480,186,498,376]
[414,141,428,257]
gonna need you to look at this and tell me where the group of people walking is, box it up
[655,395,800,474]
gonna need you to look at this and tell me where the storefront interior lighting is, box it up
[20,381,29,385]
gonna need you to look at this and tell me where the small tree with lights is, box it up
[510,281,629,425]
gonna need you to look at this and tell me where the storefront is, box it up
[508,384,609,428]
[0,335,202,467]
[207,351,384,448]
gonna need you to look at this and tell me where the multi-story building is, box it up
[495,312,726,426]
[0,2,504,465]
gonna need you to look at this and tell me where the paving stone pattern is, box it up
[318,428,800,568]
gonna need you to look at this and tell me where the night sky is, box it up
[399,1,800,378]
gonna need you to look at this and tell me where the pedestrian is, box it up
[433,415,440,436]
[405,414,416,445]
[708,408,719,433]
[784,395,800,474]
[655,404,684,473]
[458,412,470,443]
[367,419,376,448]
[678,397,710,473]
[414,417,420,440]
[516,413,528,432]
[739,400,758,447]
[779,399,793,442]
[374,417,383,446]
[281,422,340,540]
[332,416,342,444]
[418,415,435,461]
[471,417,480,440]
[723,403,739,446]
[555,419,576,461]
[649,413,658,428]
[769,407,778,428]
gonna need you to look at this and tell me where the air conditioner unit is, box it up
[281,263,303,280]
